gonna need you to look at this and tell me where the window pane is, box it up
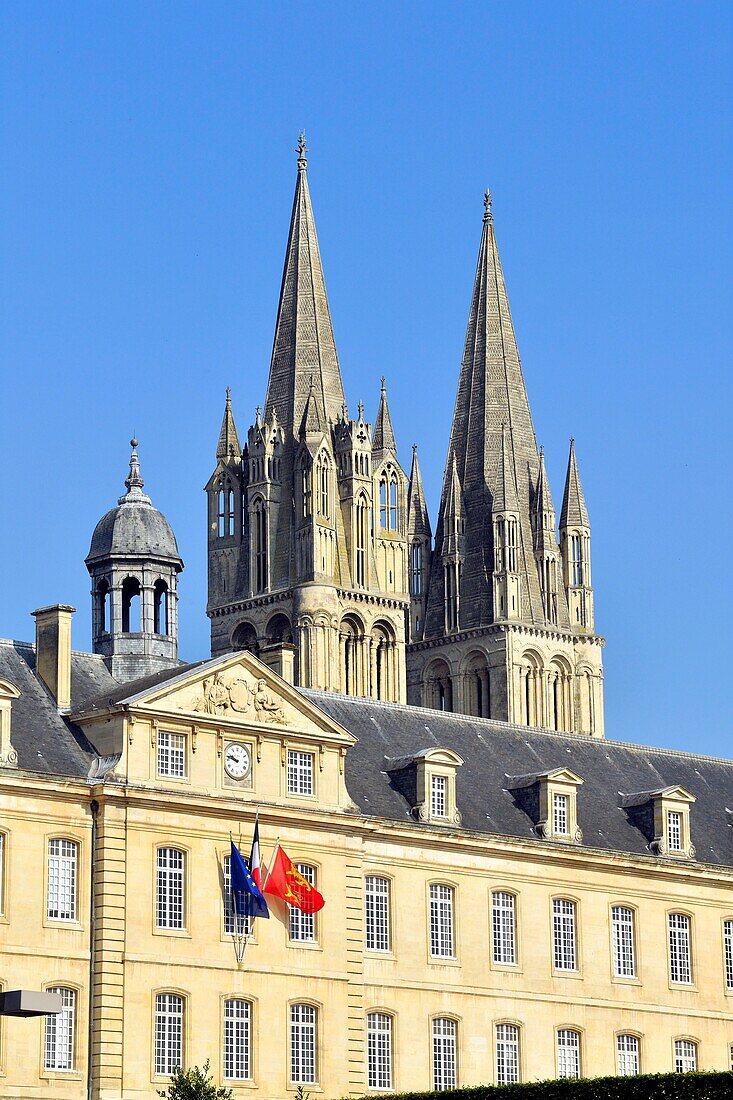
[669,913,692,984]
[155,993,184,1076]
[429,884,455,958]
[158,732,186,779]
[431,775,448,818]
[290,1003,317,1084]
[557,1029,580,1079]
[496,1023,519,1085]
[725,920,733,990]
[224,999,251,1080]
[611,906,636,978]
[617,1034,640,1076]
[432,1017,457,1090]
[367,1012,393,1089]
[667,810,683,852]
[287,750,314,796]
[289,864,316,942]
[365,876,391,952]
[47,839,78,921]
[553,793,569,835]
[0,833,4,914]
[492,892,516,965]
[553,899,577,971]
[157,848,185,930]
[674,1039,697,1073]
[44,987,75,1071]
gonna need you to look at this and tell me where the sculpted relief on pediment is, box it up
[187,671,288,725]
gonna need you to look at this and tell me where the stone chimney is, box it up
[259,642,296,685]
[32,605,76,710]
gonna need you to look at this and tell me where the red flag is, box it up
[264,845,325,914]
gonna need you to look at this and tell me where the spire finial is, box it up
[539,444,544,458]
[380,375,386,393]
[483,187,493,224]
[297,131,307,171]
[119,437,151,504]
[225,386,231,405]
[357,399,364,420]
[412,442,418,455]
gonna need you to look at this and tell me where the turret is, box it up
[442,453,465,633]
[247,405,285,594]
[87,439,183,682]
[406,444,432,640]
[492,424,521,621]
[560,439,594,632]
[206,389,244,609]
[371,379,407,597]
[532,447,560,626]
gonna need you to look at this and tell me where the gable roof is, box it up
[303,690,733,869]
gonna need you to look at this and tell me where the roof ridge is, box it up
[0,638,111,662]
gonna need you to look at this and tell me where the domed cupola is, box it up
[86,439,184,682]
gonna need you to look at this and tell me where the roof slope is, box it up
[304,690,733,868]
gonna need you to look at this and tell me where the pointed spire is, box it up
[217,386,241,460]
[407,443,432,539]
[493,423,520,513]
[560,439,590,528]
[372,376,397,454]
[264,136,346,434]
[119,438,152,505]
[298,374,326,437]
[534,446,556,519]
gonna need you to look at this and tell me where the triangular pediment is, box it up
[80,651,356,746]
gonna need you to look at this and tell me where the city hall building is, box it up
[1,140,732,1098]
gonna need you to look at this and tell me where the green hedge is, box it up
[374,1071,733,1100]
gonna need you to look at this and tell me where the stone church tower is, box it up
[207,137,410,701]
[405,191,605,736]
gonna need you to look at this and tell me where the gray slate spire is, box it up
[217,387,241,460]
[560,439,590,528]
[372,377,397,455]
[493,423,520,514]
[264,133,346,434]
[407,444,431,539]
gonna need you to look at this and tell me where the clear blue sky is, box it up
[1,2,731,754]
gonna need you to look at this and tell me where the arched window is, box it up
[97,580,111,634]
[557,1029,581,1079]
[426,659,453,713]
[317,452,330,518]
[341,616,365,696]
[252,497,268,593]
[290,1003,318,1085]
[371,623,395,701]
[44,987,76,1071]
[389,474,398,529]
[674,1039,697,1074]
[156,847,185,930]
[495,1023,520,1085]
[217,478,236,538]
[379,470,399,530]
[410,541,422,595]
[432,1017,457,1090]
[570,534,584,585]
[300,461,312,518]
[47,838,78,921]
[155,993,184,1076]
[153,580,169,635]
[232,622,259,657]
[444,562,459,632]
[224,998,252,1081]
[121,577,141,632]
[379,476,388,527]
[506,518,518,572]
[367,1012,393,1090]
[465,652,490,718]
[355,496,368,587]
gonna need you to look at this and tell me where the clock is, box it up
[224,742,251,780]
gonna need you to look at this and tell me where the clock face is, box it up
[224,742,250,780]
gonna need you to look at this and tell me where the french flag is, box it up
[250,817,264,892]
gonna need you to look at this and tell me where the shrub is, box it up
[371,1071,733,1100]
[156,1060,233,1100]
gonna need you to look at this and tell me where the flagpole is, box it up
[261,834,281,884]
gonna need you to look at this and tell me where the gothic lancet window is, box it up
[252,497,268,594]
[506,518,518,572]
[445,562,459,633]
[217,478,235,537]
[379,469,399,531]
[317,452,330,518]
[300,461,312,519]
[410,542,422,595]
[570,535,583,585]
[355,495,368,587]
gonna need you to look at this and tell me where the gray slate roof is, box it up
[86,501,181,564]
[304,690,733,869]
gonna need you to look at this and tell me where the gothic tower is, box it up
[207,137,409,701]
[86,439,183,682]
[406,190,604,735]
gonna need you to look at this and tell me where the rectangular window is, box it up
[552,899,577,971]
[156,848,185,930]
[617,1034,640,1076]
[47,839,78,922]
[155,993,184,1076]
[495,1023,519,1085]
[553,793,569,835]
[365,876,391,952]
[725,920,733,990]
[557,1029,580,1079]
[611,905,636,978]
[669,913,692,984]
[367,1012,393,1090]
[287,750,314,796]
[492,891,517,966]
[289,864,316,942]
[223,855,251,937]
[0,832,4,914]
[431,774,448,818]
[157,731,186,779]
[290,1003,317,1084]
[429,884,455,959]
[44,987,75,1072]
[667,810,683,852]
[432,1017,457,1090]
[223,999,251,1081]
[674,1039,697,1073]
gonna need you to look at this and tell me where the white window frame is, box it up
[552,898,577,972]
[495,1023,520,1085]
[0,831,5,915]
[290,1003,317,1084]
[617,1033,640,1076]
[553,792,569,836]
[556,1028,581,1079]
[674,1038,697,1073]
[289,864,316,943]
[47,838,78,922]
[667,809,683,852]
[429,884,455,959]
[44,987,75,1072]
[157,731,186,779]
[430,774,448,818]
[155,993,184,1076]
[223,998,251,1081]
[491,891,517,966]
[432,1017,457,1090]
[365,876,391,953]
[222,854,251,937]
[724,919,733,990]
[367,1011,393,1090]
[156,847,185,931]
[668,912,692,984]
[287,749,314,796]
[611,905,636,978]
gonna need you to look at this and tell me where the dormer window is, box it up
[505,768,583,843]
[620,786,696,859]
[386,748,463,827]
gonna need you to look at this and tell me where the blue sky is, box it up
[1,2,731,753]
